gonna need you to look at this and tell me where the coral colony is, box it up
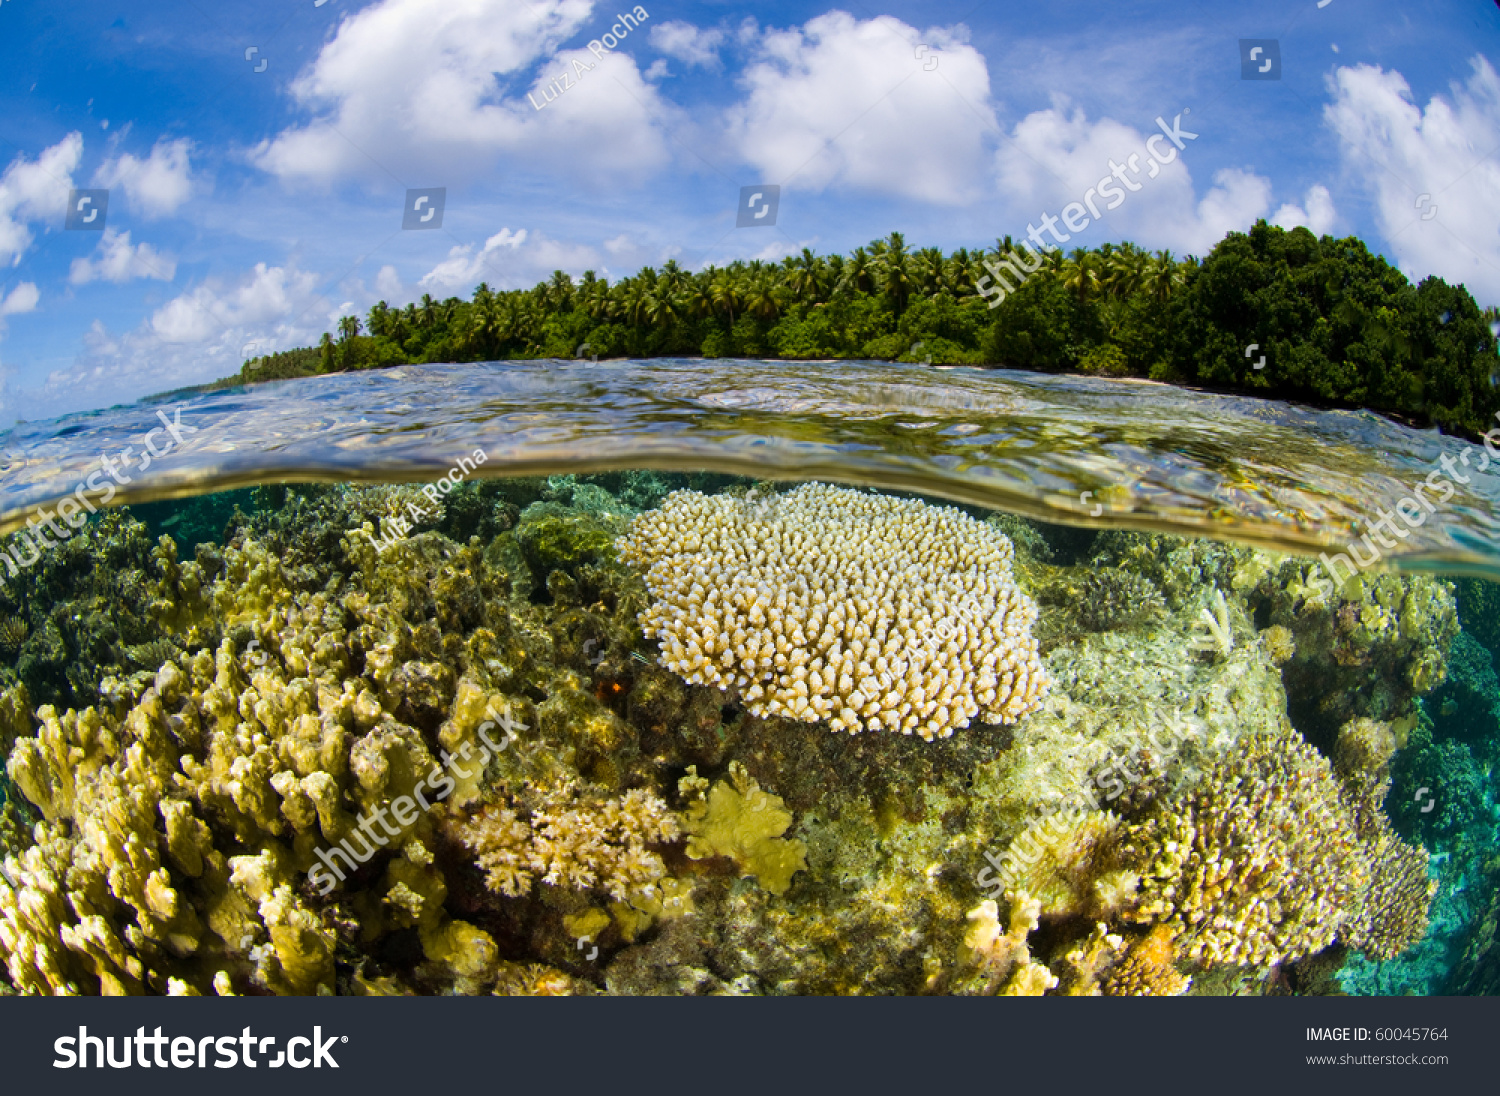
[0,472,1466,995]
[619,484,1049,739]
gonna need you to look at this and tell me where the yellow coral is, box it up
[680,762,807,896]
[1260,624,1296,666]
[457,785,679,903]
[999,810,1135,918]
[956,893,1057,995]
[1100,925,1191,997]
[1121,723,1431,966]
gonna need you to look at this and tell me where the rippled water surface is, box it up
[3,359,1498,576]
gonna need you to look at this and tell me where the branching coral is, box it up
[1099,925,1191,996]
[955,893,1057,995]
[456,785,679,903]
[1075,571,1166,632]
[0,531,517,995]
[618,483,1049,740]
[1120,723,1431,966]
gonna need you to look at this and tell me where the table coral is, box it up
[618,483,1049,740]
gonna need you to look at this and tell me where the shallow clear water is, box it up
[3,359,1498,574]
[0,360,1497,997]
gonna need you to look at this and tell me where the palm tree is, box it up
[708,268,740,325]
[786,248,822,300]
[1144,250,1185,304]
[744,273,782,321]
[1061,250,1101,305]
[879,232,913,313]
[646,284,683,330]
[546,270,575,311]
[617,279,652,327]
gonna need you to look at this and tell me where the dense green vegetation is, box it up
[231,220,1500,439]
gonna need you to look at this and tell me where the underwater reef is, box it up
[0,475,1473,995]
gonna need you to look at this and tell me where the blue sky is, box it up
[1,0,1498,426]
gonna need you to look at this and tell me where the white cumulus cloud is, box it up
[649,20,725,68]
[725,12,996,205]
[0,281,39,333]
[68,228,176,285]
[0,133,83,266]
[1272,184,1337,235]
[996,102,1275,254]
[1324,56,1500,303]
[94,138,194,218]
[251,0,670,185]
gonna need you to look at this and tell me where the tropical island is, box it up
[227,220,1500,441]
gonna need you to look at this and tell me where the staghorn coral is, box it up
[679,762,807,896]
[618,483,1049,740]
[1120,723,1431,966]
[456,785,678,903]
[1075,570,1166,632]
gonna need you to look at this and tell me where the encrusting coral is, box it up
[618,483,1049,741]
